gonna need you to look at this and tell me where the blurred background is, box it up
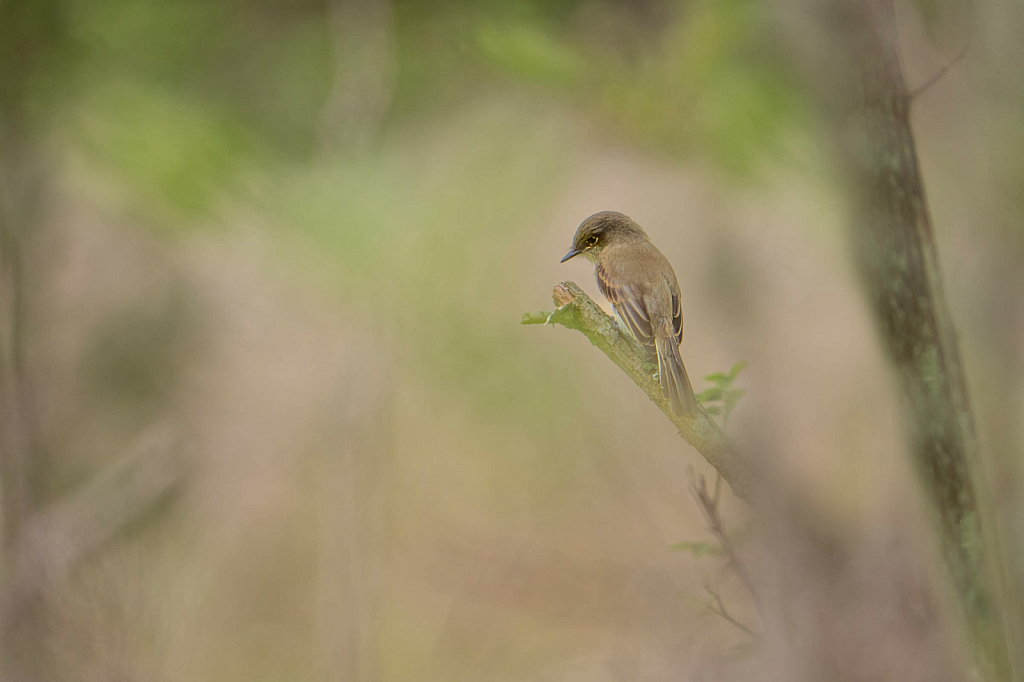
[1,0,1022,679]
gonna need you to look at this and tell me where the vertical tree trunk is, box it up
[839,0,1012,677]
[0,0,60,552]
[0,216,34,551]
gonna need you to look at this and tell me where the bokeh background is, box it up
[2,0,1023,680]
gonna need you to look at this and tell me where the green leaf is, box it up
[724,389,747,412]
[669,540,725,556]
[696,387,724,402]
[728,360,749,379]
[704,406,722,415]
[704,372,729,383]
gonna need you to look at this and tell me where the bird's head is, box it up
[560,211,646,264]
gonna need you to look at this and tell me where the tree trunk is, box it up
[839,1,1013,677]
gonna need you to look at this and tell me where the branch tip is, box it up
[522,281,753,500]
[909,42,969,100]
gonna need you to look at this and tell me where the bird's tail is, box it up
[655,336,697,417]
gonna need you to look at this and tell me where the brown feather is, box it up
[563,211,697,416]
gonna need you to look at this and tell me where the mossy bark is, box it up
[840,1,1012,677]
[523,281,753,501]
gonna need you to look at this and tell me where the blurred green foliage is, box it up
[6,1,1023,679]
[3,0,807,513]
[12,0,810,224]
[0,0,814,522]
[697,360,748,426]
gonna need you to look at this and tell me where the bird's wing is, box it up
[597,261,654,350]
[672,290,683,345]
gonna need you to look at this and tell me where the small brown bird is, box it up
[561,211,697,416]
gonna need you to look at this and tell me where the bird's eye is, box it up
[586,235,599,246]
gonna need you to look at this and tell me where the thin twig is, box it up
[0,423,188,627]
[523,282,753,500]
[689,467,766,630]
[705,582,757,637]
[909,42,968,100]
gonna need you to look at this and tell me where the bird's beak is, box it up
[560,248,580,263]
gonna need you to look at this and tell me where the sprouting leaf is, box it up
[728,360,749,379]
[724,389,747,411]
[696,387,724,402]
[700,360,748,427]
[669,540,725,556]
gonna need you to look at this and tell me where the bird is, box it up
[560,211,696,416]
